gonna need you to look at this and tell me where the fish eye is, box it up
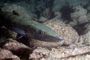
[38,30,43,35]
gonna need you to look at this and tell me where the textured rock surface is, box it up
[67,0,89,8]
[0,49,20,60]
[29,44,90,60]
[3,38,31,50]
[43,20,79,45]
[70,6,89,26]
[53,0,89,12]
[2,3,32,19]
[79,23,90,44]
[1,38,32,60]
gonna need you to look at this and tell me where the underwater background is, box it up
[0,0,89,23]
[0,0,90,60]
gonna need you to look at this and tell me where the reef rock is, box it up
[43,20,79,45]
[3,38,31,51]
[39,16,48,22]
[30,44,90,60]
[2,38,32,60]
[52,0,66,12]
[70,5,89,26]
[53,0,89,11]
[87,7,90,21]
[2,3,32,19]
[79,23,90,44]
[0,49,20,60]
[67,0,89,8]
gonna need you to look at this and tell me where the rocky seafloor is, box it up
[0,0,90,60]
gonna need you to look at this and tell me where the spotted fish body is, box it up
[0,11,64,43]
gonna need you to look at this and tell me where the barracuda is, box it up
[0,10,64,42]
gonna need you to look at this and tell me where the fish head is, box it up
[34,29,65,43]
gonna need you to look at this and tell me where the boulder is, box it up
[43,20,79,45]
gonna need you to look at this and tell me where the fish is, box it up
[0,10,64,43]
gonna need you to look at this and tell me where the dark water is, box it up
[0,0,89,22]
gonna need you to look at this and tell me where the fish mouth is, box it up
[35,33,65,43]
[43,33,65,42]
[47,36,65,42]
[58,38,65,43]
[43,37,64,43]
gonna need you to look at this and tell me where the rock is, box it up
[52,0,66,12]
[39,16,48,22]
[70,5,89,26]
[87,12,90,22]
[52,11,61,20]
[3,38,31,51]
[67,0,89,8]
[2,38,32,60]
[68,21,77,27]
[29,45,90,60]
[0,49,20,60]
[29,47,49,59]
[43,20,79,45]
[53,0,89,12]
[79,23,90,44]
[2,3,32,19]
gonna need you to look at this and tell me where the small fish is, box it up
[0,10,64,43]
